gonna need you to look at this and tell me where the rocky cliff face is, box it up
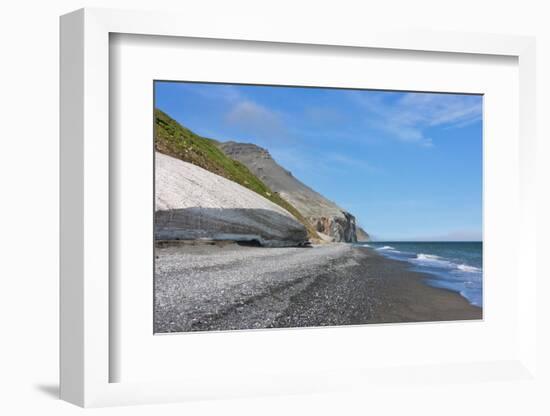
[218,142,362,243]
[310,212,357,243]
[155,152,308,247]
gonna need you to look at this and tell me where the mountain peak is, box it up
[218,140,361,242]
[220,141,272,160]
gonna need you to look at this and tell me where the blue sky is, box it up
[155,81,483,241]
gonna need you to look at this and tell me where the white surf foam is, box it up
[411,253,453,268]
[372,244,483,307]
[457,264,481,273]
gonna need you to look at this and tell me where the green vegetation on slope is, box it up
[154,109,320,241]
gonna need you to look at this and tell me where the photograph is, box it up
[153,81,483,333]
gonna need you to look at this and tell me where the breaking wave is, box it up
[360,242,483,307]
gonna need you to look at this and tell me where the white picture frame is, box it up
[60,7,538,407]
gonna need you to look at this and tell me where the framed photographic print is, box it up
[152,82,483,334]
[60,8,538,408]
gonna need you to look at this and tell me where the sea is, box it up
[355,241,483,307]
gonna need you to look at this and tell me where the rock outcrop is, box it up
[155,152,308,247]
[219,142,360,243]
[310,212,357,243]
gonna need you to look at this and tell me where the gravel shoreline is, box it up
[154,242,482,333]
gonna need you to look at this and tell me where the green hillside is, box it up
[154,109,320,241]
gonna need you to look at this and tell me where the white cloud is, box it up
[397,93,482,127]
[352,91,482,147]
[181,84,291,142]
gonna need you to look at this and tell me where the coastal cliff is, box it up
[154,108,369,245]
[155,109,320,243]
[219,142,361,243]
[155,152,308,247]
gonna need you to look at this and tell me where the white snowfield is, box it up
[155,152,308,247]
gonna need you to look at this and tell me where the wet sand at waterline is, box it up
[154,242,482,333]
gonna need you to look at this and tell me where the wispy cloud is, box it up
[351,91,482,147]
[271,147,379,183]
[225,100,287,140]
[397,93,482,127]
[180,83,290,142]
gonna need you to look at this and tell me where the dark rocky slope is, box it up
[219,142,363,243]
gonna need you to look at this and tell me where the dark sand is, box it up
[154,242,482,333]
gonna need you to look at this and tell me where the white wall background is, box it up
[0,0,548,414]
